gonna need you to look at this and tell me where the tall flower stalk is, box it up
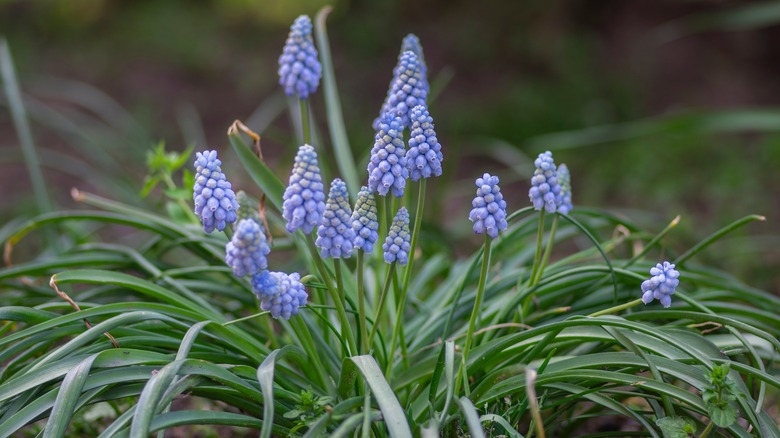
[458,173,507,395]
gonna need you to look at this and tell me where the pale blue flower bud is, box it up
[528,151,563,213]
[406,104,443,181]
[278,15,322,99]
[641,261,680,308]
[225,219,270,277]
[351,186,379,253]
[193,150,239,233]
[383,207,411,265]
[367,113,408,197]
[282,145,326,234]
[316,178,355,259]
[469,173,508,239]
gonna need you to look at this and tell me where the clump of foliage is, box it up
[1,8,778,438]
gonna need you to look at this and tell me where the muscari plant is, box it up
[1,8,779,438]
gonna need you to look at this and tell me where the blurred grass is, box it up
[1,0,778,291]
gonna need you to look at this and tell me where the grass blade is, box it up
[315,6,360,198]
[0,38,54,217]
[228,131,285,211]
[456,396,485,438]
[43,354,99,438]
[350,355,412,438]
[257,346,306,438]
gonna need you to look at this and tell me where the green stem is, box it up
[162,173,200,225]
[289,315,333,395]
[528,210,546,288]
[588,298,644,317]
[299,98,311,145]
[456,235,493,396]
[305,234,357,356]
[387,180,426,378]
[532,215,558,285]
[221,311,269,326]
[223,224,234,240]
[368,263,396,351]
[699,421,714,438]
[334,258,347,310]
[674,214,765,265]
[356,251,369,355]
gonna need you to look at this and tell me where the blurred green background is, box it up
[1,0,778,292]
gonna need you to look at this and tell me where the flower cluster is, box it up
[252,271,308,320]
[316,179,355,259]
[557,163,573,215]
[351,187,379,253]
[469,173,508,239]
[282,145,326,234]
[277,15,322,99]
[383,207,411,265]
[528,151,563,213]
[406,104,443,181]
[641,261,680,308]
[374,51,427,130]
[367,113,408,197]
[225,219,270,277]
[193,150,239,233]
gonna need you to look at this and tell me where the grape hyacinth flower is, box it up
[528,151,563,213]
[351,186,379,253]
[252,271,308,320]
[383,207,411,265]
[367,113,408,197]
[374,51,427,129]
[406,104,443,181]
[641,261,680,308]
[235,191,260,223]
[193,150,239,233]
[282,145,327,234]
[469,173,508,239]
[316,178,355,259]
[225,219,270,277]
[557,163,573,215]
[277,15,322,99]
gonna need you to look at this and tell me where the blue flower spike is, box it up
[557,163,573,215]
[278,15,322,99]
[225,218,271,277]
[193,150,239,233]
[528,151,563,213]
[406,104,443,181]
[252,271,308,320]
[351,186,380,253]
[469,173,508,239]
[282,145,327,234]
[367,113,408,197]
[383,207,411,265]
[641,262,680,308]
[374,51,427,129]
[316,178,356,259]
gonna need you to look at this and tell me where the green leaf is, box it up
[656,416,697,438]
[314,6,359,198]
[708,404,738,428]
[227,131,285,212]
[147,410,265,432]
[455,397,485,438]
[43,354,99,438]
[257,346,306,438]
[349,356,412,438]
